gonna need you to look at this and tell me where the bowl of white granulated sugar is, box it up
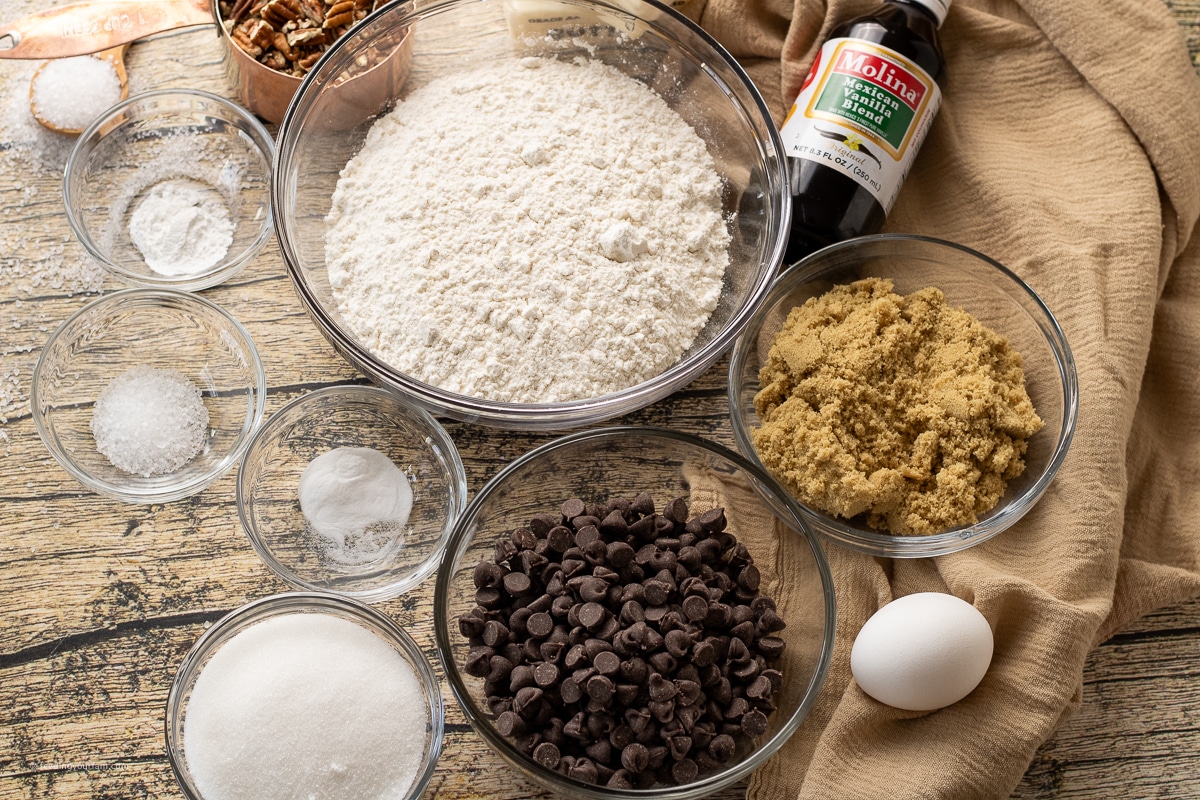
[64,89,274,292]
[31,289,267,504]
[272,0,790,430]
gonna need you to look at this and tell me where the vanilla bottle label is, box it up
[780,37,941,212]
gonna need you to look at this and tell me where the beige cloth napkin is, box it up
[689,0,1200,797]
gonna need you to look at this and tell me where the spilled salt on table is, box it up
[31,56,121,132]
[90,364,209,476]
[183,612,428,800]
[298,446,414,566]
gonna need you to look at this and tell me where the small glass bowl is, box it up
[237,385,468,602]
[166,592,444,800]
[64,89,274,292]
[31,288,267,504]
[728,234,1079,558]
[434,426,835,799]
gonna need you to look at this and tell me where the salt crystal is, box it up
[90,364,209,476]
[31,55,122,133]
[183,612,429,800]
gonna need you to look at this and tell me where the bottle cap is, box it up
[909,0,950,26]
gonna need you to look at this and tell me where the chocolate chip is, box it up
[567,757,598,784]
[663,497,689,524]
[526,611,554,638]
[742,708,768,737]
[533,741,561,769]
[682,594,709,622]
[496,709,526,736]
[758,633,787,662]
[621,742,650,773]
[672,758,698,784]
[578,601,607,630]
[586,674,615,704]
[606,769,635,789]
[474,561,505,588]
[708,733,736,763]
[464,645,494,677]
[594,650,621,676]
[514,686,544,719]
[561,498,586,520]
[534,661,560,687]
[560,676,584,704]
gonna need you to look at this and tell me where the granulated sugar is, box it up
[90,364,209,476]
[31,55,122,132]
[325,56,730,404]
[183,612,428,800]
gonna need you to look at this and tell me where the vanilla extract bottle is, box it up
[780,0,948,265]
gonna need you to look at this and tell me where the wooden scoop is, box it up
[29,44,130,135]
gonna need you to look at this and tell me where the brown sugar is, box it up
[752,278,1043,535]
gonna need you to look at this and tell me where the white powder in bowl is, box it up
[183,612,429,800]
[31,55,122,132]
[128,180,235,276]
[297,446,413,566]
[90,364,209,476]
[325,56,730,404]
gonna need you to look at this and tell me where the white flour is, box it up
[325,56,729,403]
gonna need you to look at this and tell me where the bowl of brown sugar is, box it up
[728,234,1079,558]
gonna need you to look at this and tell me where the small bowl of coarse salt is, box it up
[166,592,444,800]
[63,89,274,292]
[236,385,468,603]
[31,288,267,504]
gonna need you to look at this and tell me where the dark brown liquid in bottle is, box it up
[784,0,946,266]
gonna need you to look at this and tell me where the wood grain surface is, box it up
[1,2,1199,799]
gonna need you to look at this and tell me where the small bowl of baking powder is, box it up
[236,385,467,602]
[64,89,274,292]
[31,288,267,504]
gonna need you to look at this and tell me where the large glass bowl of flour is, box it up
[272,0,790,429]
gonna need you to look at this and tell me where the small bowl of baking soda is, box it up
[31,288,267,504]
[236,385,468,602]
[63,89,274,292]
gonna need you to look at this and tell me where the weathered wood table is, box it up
[1,2,1198,798]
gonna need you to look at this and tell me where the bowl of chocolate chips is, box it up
[433,427,835,799]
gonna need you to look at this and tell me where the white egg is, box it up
[850,592,993,712]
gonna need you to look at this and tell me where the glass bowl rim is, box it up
[235,383,469,602]
[63,87,276,292]
[432,424,837,799]
[271,0,792,429]
[164,590,445,800]
[30,286,268,504]
[728,232,1080,558]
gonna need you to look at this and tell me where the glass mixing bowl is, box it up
[272,0,790,429]
[433,427,835,798]
[728,234,1079,558]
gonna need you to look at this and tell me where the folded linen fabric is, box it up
[689,1,1200,797]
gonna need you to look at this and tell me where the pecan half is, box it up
[260,0,301,28]
[287,26,327,47]
[324,0,354,29]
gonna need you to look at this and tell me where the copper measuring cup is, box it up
[0,0,411,124]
